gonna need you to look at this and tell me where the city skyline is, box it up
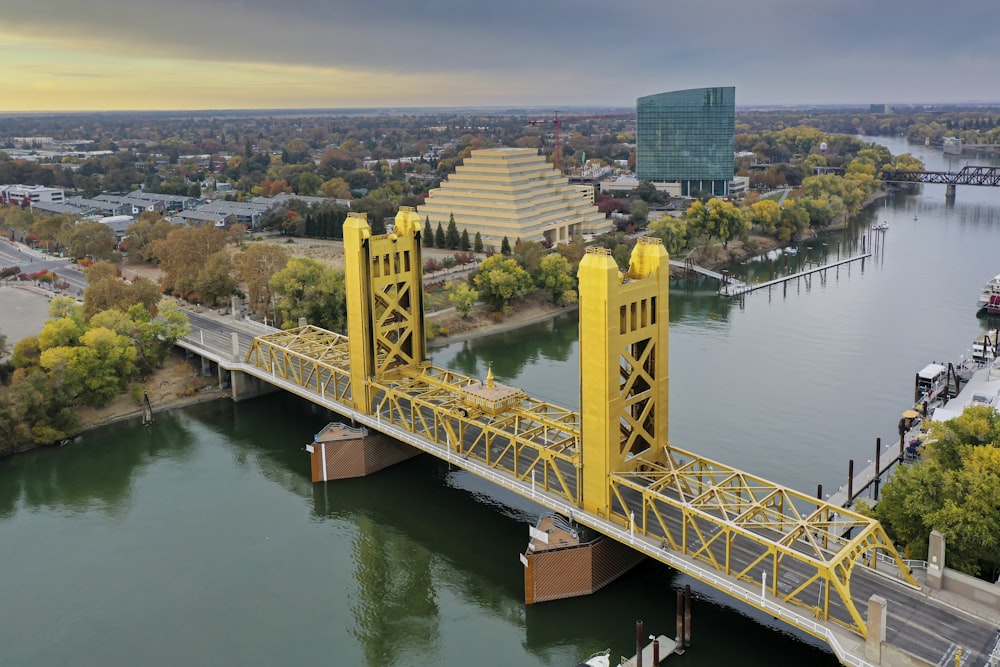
[2,0,997,112]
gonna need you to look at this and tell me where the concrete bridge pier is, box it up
[946,183,956,199]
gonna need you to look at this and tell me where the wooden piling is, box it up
[675,590,684,651]
[635,620,644,667]
[874,438,882,500]
[684,585,692,647]
[847,459,854,502]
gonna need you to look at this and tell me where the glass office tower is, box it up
[636,87,735,197]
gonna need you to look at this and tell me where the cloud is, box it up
[1,0,997,108]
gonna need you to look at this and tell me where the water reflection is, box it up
[0,413,197,519]
[432,312,578,382]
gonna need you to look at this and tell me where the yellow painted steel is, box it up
[342,208,426,414]
[242,215,918,640]
[578,239,670,519]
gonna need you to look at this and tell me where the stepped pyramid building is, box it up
[417,148,608,248]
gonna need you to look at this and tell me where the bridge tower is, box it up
[343,208,427,414]
[577,239,670,518]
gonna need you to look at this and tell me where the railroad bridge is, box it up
[880,165,1000,198]
[178,208,1000,667]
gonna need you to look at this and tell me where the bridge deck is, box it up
[177,316,1000,667]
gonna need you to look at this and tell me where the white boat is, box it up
[576,649,611,667]
[976,274,1000,310]
[874,220,889,231]
[943,136,962,155]
[972,330,999,364]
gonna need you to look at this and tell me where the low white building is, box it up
[0,184,65,205]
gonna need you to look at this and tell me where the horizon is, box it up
[4,101,1000,118]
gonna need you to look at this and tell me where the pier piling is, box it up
[675,590,684,652]
[636,620,644,667]
[848,459,854,502]
[684,585,692,647]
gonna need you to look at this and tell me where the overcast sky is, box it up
[2,0,997,111]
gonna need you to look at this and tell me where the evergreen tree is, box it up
[460,228,471,251]
[435,222,446,249]
[423,216,433,248]
[446,213,460,249]
[474,231,484,253]
[304,214,317,238]
[501,236,512,256]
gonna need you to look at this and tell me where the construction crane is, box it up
[528,110,633,171]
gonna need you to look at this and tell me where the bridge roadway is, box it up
[178,311,1000,667]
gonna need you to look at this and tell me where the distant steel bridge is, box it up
[879,165,1000,197]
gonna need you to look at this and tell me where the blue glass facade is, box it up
[636,87,735,197]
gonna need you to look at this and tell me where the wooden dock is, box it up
[670,253,873,298]
[622,635,677,667]
[826,433,909,508]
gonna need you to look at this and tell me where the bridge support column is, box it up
[866,595,887,664]
[946,183,956,199]
[308,423,420,482]
[230,370,277,402]
[522,516,644,604]
[927,529,946,589]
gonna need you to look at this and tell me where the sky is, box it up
[2,0,998,112]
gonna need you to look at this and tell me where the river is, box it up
[2,136,999,666]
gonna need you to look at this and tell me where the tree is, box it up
[153,226,228,296]
[535,254,576,305]
[500,236,512,256]
[448,283,479,318]
[748,200,782,233]
[60,220,119,261]
[473,231,484,253]
[125,213,174,262]
[876,406,1000,575]
[269,257,347,332]
[446,214,460,249]
[513,240,545,275]
[472,255,534,312]
[194,251,236,306]
[423,217,434,248]
[297,172,322,197]
[320,177,352,200]
[460,228,471,252]
[630,199,649,227]
[647,215,688,254]
[434,222,446,249]
[234,244,290,318]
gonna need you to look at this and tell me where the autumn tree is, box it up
[234,243,290,318]
[125,213,175,262]
[448,283,479,318]
[535,254,576,305]
[472,255,534,312]
[647,215,688,254]
[194,251,236,306]
[269,257,347,332]
[876,406,1000,576]
[513,240,545,276]
[60,220,119,261]
[153,225,228,296]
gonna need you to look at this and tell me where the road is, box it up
[0,240,88,293]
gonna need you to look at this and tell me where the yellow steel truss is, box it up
[608,443,917,636]
[245,325,353,403]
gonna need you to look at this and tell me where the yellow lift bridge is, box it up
[245,207,915,639]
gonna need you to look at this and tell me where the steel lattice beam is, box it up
[880,165,1000,186]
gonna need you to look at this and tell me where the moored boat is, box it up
[972,330,1000,364]
[977,274,1000,310]
[987,295,1000,316]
